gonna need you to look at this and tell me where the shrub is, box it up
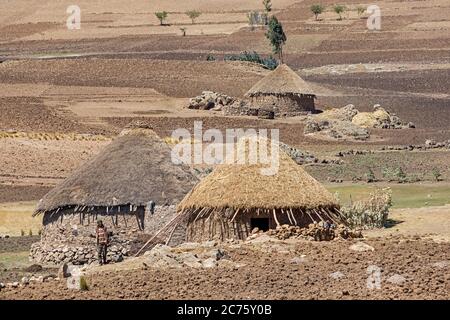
[155,11,168,25]
[21,229,25,236]
[185,10,201,24]
[80,276,89,291]
[341,188,392,229]
[180,27,187,36]
[365,168,376,183]
[28,229,33,236]
[333,5,346,20]
[310,4,325,20]
[263,0,272,13]
[224,51,279,70]
[432,168,442,181]
[394,167,407,183]
[206,54,216,61]
[357,6,366,17]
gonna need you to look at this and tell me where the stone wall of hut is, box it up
[186,209,313,242]
[30,205,184,265]
[249,94,315,117]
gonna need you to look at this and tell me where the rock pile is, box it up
[30,241,130,265]
[305,104,413,141]
[279,142,318,165]
[304,117,370,141]
[264,223,362,241]
[142,243,233,269]
[188,91,234,111]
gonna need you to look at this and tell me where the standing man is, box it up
[96,220,109,265]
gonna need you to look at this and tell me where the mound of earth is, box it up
[304,117,370,141]
[352,105,415,129]
[305,104,413,141]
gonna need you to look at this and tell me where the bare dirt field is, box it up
[0,236,449,300]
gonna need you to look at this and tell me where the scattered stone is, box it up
[387,274,407,285]
[291,255,307,264]
[279,142,318,165]
[329,271,345,280]
[425,139,436,147]
[202,258,218,268]
[431,261,449,269]
[265,224,362,241]
[21,277,29,284]
[349,242,375,252]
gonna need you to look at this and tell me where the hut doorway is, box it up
[250,218,269,232]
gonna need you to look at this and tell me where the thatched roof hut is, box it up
[31,121,198,265]
[177,138,341,242]
[244,64,316,116]
[35,122,197,218]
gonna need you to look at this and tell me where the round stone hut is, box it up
[244,63,316,117]
[176,139,341,242]
[31,122,198,265]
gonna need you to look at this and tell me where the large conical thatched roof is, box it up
[245,64,315,97]
[178,139,337,212]
[35,122,198,215]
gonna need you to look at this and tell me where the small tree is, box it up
[185,10,201,24]
[333,5,346,20]
[365,168,376,183]
[265,16,287,63]
[155,11,168,25]
[310,4,325,21]
[432,168,442,181]
[394,167,407,183]
[263,0,272,13]
[357,6,366,18]
[180,27,187,36]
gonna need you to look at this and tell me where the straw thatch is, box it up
[245,64,315,97]
[176,137,342,241]
[178,151,336,212]
[35,122,198,217]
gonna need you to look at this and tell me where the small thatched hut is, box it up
[177,139,341,242]
[31,121,198,265]
[244,64,316,117]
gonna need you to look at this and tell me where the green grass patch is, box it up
[0,251,30,269]
[327,183,450,209]
[0,201,41,236]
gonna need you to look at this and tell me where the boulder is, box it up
[202,258,218,268]
[329,271,345,280]
[349,242,375,252]
[386,274,406,285]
